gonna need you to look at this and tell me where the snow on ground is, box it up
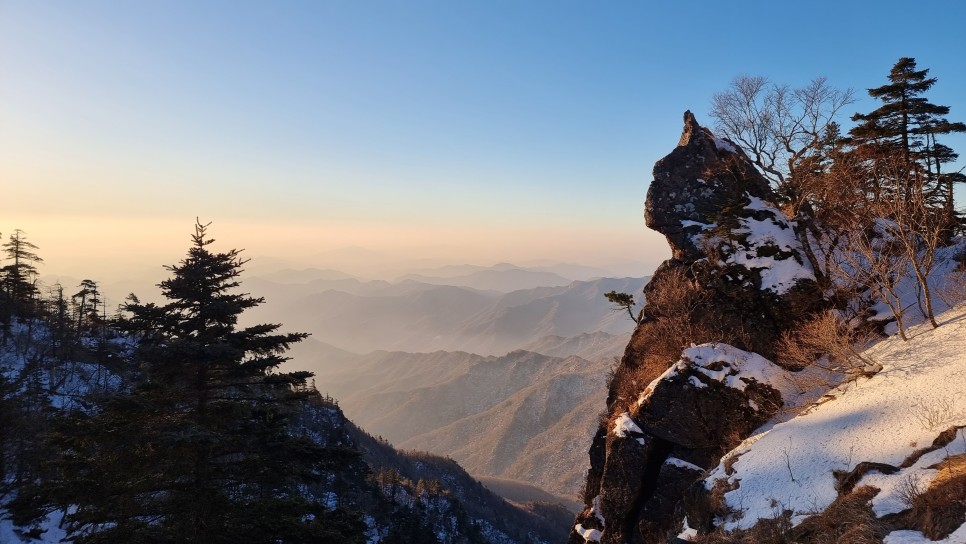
[884,525,966,544]
[0,510,67,544]
[703,304,966,532]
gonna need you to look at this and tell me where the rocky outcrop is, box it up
[570,113,826,544]
[645,111,772,262]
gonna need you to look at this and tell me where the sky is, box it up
[1,1,965,290]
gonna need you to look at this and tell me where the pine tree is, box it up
[0,230,44,333]
[19,221,366,543]
[72,279,104,334]
[1,230,43,307]
[850,57,966,215]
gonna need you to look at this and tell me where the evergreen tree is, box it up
[1,230,43,306]
[850,57,966,215]
[0,230,44,332]
[72,279,104,334]
[18,221,365,543]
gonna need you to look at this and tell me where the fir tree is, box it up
[0,229,43,331]
[72,279,104,334]
[850,57,966,215]
[18,221,365,543]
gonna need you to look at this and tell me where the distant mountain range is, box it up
[252,264,648,505]
[396,268,573,292]
[247,269,648,356]
[288,346,613,503]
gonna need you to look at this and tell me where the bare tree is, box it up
[877,183,945,328]
[832,222,911,340]
[710,76,854,287]
[710,75,854,202]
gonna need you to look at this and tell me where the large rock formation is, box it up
[570,112,826,544]
[645,111,772,262]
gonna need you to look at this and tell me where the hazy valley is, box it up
[248,264,649,506]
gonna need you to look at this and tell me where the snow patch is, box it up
[681,220,716,230]
[884,524,966,544]
[677,516,699,541]
[713,137,738,153]
[863,428,966,516]
[613,412,643,438]
[687,375,708,389]
[677,344,788,396]
[729,197,815,294]
[590,495,605,526]
[665,457,704,472]
[575,523,602,542]
[637,343,813,412]
[0,508,68,544]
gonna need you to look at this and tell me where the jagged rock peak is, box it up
[569,113,829,544]
[677,110,708,147]
[645,112,816,297]
[646,111,773,262]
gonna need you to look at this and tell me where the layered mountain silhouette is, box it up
[248,272,648,355]
[245,266,648,505]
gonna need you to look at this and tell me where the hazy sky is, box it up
[2,1,965,286]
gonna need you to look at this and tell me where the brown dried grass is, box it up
[900,454,966,540]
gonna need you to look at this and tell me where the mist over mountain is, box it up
[403,262,616,282]
[521,331,631,360]
[249,270,648,356]
[257,267,359,283]
[291,347,612,503]
[396,268,573,292]
[240,264,646,508]
[393,355,608,503]
[49,258,646,509]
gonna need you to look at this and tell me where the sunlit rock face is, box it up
[569,112,826,544]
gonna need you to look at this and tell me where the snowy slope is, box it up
[701,304,966,541]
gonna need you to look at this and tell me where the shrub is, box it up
[776,311,878,376]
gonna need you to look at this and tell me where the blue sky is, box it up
[1,1,964,280]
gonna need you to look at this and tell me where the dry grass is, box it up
[776,311,878,377]
[691,486,883,544]
[689,514,793,544]
[707,479,735,519]
[790,486,883,544]
[899,454,966,540]
[611,265,762,413]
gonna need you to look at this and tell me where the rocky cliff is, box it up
[569,112,826,543]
